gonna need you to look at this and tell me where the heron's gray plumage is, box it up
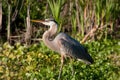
[55,33,93,64]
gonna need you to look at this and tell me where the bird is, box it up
[31,18,94,80]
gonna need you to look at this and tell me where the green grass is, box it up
[0,39,120,80]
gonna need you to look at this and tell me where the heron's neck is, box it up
[42,24,58,51]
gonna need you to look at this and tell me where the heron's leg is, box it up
[58,55,64,80]
[70,58,75,76]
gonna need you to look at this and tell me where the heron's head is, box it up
[31,18,58,27]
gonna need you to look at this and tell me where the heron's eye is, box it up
[45,20,50,22]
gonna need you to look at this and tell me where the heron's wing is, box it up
[56,33,80,46]
[58,36,93,64]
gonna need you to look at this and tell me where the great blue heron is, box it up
[31,18,94,79]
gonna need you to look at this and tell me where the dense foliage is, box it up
[0,39,120,80]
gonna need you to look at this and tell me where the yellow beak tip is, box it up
[31,20,44,23]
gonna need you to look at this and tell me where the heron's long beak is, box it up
[31,20,45,23]
[31,19,50,26]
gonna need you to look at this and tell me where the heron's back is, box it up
[55,33,94,64]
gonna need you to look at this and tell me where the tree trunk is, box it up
[7,4,11,41]
[0,0,2,30]
[25,4,32,45]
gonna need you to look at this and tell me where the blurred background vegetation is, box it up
[0,0,120,80]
